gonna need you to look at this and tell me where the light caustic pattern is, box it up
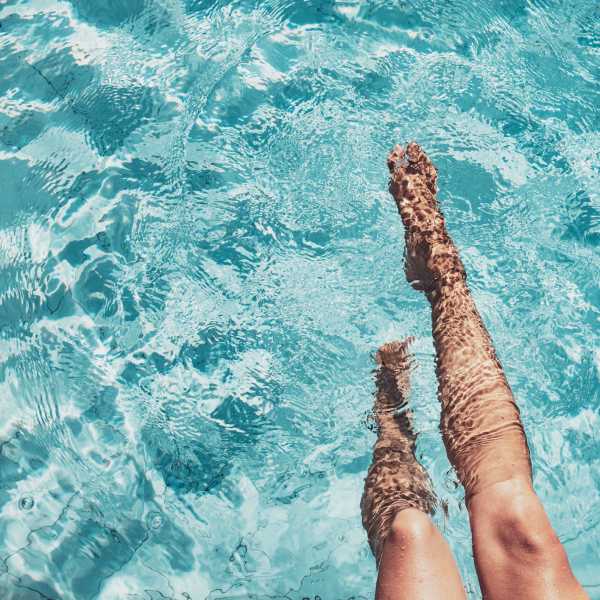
[0,0,599,598]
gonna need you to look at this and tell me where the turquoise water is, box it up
[0,0,599,597]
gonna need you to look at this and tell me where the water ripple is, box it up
[0,0,598,598]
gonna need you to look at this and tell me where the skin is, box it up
[361,143,588,599]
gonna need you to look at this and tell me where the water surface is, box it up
[0,0,599,598]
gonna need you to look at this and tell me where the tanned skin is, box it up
[361,143,588,600]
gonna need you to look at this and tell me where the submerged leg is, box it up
[388,143,587,599]
[361,340,466,600]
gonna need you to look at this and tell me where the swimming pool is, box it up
[0,0,598,597]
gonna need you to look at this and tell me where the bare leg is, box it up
[362,340,466,600]
[387,143,587,600]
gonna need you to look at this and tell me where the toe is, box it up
[387,144,405,173]
[376,338,414,367]
[406,142,423,164]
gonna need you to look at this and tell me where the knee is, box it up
[471,479,563,562]
[387,509,437,548]
[495,496,555,557]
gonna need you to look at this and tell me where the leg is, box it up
[388,143,587,599]
[361,341,466,600]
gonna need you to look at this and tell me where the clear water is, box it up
[0,0,599,598]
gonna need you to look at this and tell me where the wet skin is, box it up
[361,143,588,600]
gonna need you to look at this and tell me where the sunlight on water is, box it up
[0,0,598,598]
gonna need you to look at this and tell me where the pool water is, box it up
[0,0,599,598]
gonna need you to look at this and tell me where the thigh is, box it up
[375,509,467,600]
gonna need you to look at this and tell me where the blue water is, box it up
[0,0,599,598]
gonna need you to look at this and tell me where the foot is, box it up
[387,143,465,292]
[373,338,415,445]
[375,338,413,406]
